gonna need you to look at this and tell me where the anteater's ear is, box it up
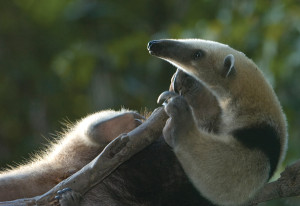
[222,54,236,78]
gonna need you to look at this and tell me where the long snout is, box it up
[147,39,182,56]
[147,39,192,70]
[147,40,164,56]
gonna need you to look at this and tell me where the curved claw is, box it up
[157,91,179,105]
[55,188,72,200]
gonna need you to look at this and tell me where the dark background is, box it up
[0,1,300,205]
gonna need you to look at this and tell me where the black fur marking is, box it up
[232,124,281,178]
[96,137,216,206]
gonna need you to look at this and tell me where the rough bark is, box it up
[0,107,300,205]
[249,159,300,205]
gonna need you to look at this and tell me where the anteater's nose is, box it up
[147,40,158,50]
[147,40,161,53]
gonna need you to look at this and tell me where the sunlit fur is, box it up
[0,109,138,201]
[152,39,288,206]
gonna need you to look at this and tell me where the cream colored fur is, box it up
[153,39,288,206]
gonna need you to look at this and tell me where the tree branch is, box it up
[249,159,300,205]
[0,107,168,206]
[1,107,300,205]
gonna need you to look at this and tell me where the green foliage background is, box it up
[0,0,300,205]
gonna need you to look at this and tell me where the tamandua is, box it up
[148,39,288,206]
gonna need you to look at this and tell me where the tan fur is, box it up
[0,109,140,201]
[150,39,287,206]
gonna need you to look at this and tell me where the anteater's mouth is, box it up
[147,40,162,56]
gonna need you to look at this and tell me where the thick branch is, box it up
[0,107,168,206]
[249,159,300,205]
[1,107,300,205]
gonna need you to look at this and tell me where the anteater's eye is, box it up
[193,50,204,60]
